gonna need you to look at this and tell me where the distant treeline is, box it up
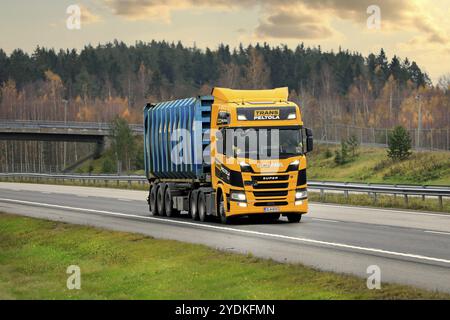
[0,40,449,131]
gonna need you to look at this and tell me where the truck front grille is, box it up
[252,175,289,182]
[253,183,289,189]
[253,190,288,198]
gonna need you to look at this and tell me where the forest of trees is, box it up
[1,40,449,173]
[1,40,449,131]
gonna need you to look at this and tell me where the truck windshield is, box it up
[217,127,303,160]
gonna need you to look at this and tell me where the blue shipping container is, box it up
[144,96,213,180]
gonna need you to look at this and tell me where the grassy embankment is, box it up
[306,145,450,212]
[0,213,448,300]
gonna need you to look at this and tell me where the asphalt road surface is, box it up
[1,182,450,293]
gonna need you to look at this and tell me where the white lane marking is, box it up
[1,197,450,266]
[117,198,132,202]
[312,203,450,218]
[41,192,53,194]
[424,230,450,236]
[311,218,339,223]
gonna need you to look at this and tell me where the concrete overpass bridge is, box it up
[0,121,144,172]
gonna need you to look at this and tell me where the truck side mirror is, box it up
[305,128,313,153]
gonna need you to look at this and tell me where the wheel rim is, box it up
[198,193,206,221]
[165,191,172,216]
[150,189,157,215]
[219,193,227,223]
[158,188,165,216]
[190,192,198,220]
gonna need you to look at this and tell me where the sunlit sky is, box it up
[1,0,449,84]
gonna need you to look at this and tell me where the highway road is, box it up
[1,182,450,293]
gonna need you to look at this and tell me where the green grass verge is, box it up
[309,192,450,213]
[0,213,449,300]
[309,145,450,186]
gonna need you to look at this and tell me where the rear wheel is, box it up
[287,214,302,223]
[197,191,208,222]
[157,183,166,216]
[149,185,158,215]
[165,186,180,217]
[189,190,199,221]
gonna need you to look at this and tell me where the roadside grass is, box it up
[308,145,450,186]
[309,192,450,213]
[0,213,448,300]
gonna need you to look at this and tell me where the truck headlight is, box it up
[287,159,300,171]
[295,189,307,200]
[231,191,246,202]
[240,162,253,173]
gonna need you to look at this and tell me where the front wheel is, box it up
[218,193,230,224]
[287,214,302,223]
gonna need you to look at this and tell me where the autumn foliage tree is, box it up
[110,116,136,173]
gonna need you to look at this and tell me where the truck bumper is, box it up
[227,199,308,217]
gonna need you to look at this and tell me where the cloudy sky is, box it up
[1,0,449,83]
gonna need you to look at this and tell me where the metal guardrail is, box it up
[1,173,449,209]
[0,120,143,133]
[309,181,450,210]
[0,173,147,187]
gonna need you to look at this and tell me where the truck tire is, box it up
[197,191,208,222]
[287,214,302,223]
[189,190,199,221]
[165,186,180,217]
[157,183,167,216]
[218,193,230,224]
[149,185,158,215]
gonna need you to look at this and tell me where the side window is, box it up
[217,111,230,125]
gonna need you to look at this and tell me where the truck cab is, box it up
[210,87,313,223]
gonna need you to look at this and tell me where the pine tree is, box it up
[387,126,412,160]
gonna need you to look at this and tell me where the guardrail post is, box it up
[128,180,132,188]
[404,194,408,206]
[320,189,325,202]
[438,196,443,211]
[373,192,377,204]
[344,190,349,202]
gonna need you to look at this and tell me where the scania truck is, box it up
[143,87,313,224]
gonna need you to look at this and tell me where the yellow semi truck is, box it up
[144,87,313,223]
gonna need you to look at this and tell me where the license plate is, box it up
[264,207,280,212]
